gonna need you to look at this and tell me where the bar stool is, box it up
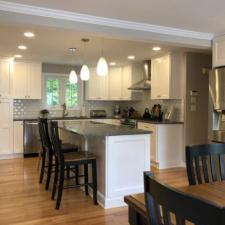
[50,121,98,209]
[38,118,79,190]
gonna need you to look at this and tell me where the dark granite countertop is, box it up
[59,120,152,137]
[13,116,110,122]
[137,119,184,124]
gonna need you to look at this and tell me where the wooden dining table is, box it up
[124,181,225,225]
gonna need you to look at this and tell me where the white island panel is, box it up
[104,134,150,208]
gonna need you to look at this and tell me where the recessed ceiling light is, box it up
[24,32,35,38]
[18,45,27,50]
[14,54,22,58]
[68,47,77,52]
[128,55,135,60]
[109,62,116,66]
[152,46,161,51]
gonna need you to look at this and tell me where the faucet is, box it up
[62,103,68,118]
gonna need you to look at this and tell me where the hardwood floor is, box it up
[0,158,188,225]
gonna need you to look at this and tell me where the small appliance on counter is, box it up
[142,108,151,119]
[113,105,121,118]
[90,110,107,118]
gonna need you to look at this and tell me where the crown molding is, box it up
[0,0,214,41]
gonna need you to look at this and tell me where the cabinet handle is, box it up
[157,95,161,98]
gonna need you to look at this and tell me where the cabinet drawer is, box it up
[137,122,156,132]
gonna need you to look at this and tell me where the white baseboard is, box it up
[158,160,186,169]
[0,153,23,160]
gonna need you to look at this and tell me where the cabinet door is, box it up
[13,62,28,99]
[151,55,170,99]
[121,66,132,100]
[0,61,12,98]
[109,67,122,100]
[99,75,109,100]
[86,67,100,100]
[13,121,24,153]
[28,63,42,99]
[137,122,157,163]
[0,99,13,154]
[213,35,225,68]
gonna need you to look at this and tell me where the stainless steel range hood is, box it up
[128,60,151,91]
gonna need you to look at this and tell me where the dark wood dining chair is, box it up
[50,121,98,209]
[144,171,225,225]
[186,143,225,185]
[38,118,79,190]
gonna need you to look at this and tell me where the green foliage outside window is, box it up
[46,79,60,106]
[65,81,78,107]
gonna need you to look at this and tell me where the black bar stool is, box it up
[50,121,98,209]
[38,118,79,190]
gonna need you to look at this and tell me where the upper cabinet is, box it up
[151,52,185,100]
[213,35,225,68]
[13,62,42,99]
[86,67,109,100]
[0,60,12,99]
[86,64,142,101]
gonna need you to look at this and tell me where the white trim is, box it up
[0,1,214,41]
[158,160,186,169]
[0,153,23,160]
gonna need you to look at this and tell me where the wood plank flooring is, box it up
[0,158,188,225]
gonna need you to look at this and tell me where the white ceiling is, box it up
[5,0,225,34]
[0,23,192,65]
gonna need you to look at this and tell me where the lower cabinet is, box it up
[13,121,24,154]
[137,122,184,169]
[0,99,13,155]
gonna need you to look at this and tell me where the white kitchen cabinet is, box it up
[86,67,109,100]
[0,60,12,99]
[86,64,142,101]
[213,35,225,68]
[121,66,132,100]
[109,67,122,100]
[151,53,185,100]
[13,121,24,154]
[137,122,184,169]
[0,99,13,155]
[13,62,42,99]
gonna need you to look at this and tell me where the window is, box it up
[44,73,81,109]
[46,79,60,106]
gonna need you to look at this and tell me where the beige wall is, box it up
[185,53,212,146]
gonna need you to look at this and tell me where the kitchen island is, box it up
[58,120,151,209]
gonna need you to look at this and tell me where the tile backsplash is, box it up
[13,95,184,122]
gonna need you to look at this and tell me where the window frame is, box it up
[43,72,83,110]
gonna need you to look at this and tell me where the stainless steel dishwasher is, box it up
[24,120,42,156]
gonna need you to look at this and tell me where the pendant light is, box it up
[97,38,108,76]
[69,70,78,84]
[68,48,78,84]
[80,38,90,81]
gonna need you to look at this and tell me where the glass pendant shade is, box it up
[69,70,78,84]
[97,57,108,76]
[80,64,90,81]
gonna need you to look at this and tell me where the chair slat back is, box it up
[38,118,53,155]
[50,121,64,163]
[144,171,225,225]
[186,143,225,185]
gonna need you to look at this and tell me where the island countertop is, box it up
[58,120,152,137]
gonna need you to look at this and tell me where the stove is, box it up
[120,118,137,128]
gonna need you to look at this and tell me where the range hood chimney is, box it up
[128,60,151,91]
